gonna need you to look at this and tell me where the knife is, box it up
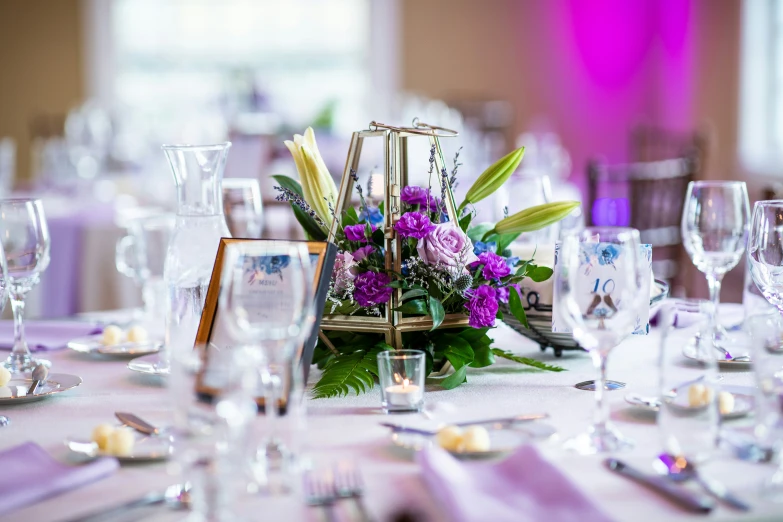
[696,474,751,511]
[605,459,714,513]
[116,412,160,436]
[381,413,548,436]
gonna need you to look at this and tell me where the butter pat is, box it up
[105,428,135,456]
[126,326,148,343]
[461,426,491,452]
[91,424,115,451]
[102,325,124,346]
[435,425,463,452]
[718,391,735,415]
[688,384,707,407]
[0,366,11,387]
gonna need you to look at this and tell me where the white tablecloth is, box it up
[1,310,782,522]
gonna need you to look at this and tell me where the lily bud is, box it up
[492,201,580,235]
[461,147,525,209]
[284,127,338,224]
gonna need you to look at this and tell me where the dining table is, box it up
[1,305,782,522]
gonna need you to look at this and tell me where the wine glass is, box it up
[222,178,263,238]
[219,241,313,490]
[681,181,750,356]
[554,227,647,454]
[0,199,51,373]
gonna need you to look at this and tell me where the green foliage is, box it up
[311,343,391,398]
[428,296,445,331]
[394,299,429,315]
[507,286,529,328]
[491,349,565,372]
[467,222,494,243]
[526,265,553,282]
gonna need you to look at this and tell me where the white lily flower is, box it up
[284,127,338,225]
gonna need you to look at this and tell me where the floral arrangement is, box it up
[275,127,579,397]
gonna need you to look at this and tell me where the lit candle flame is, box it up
[402,378,410,388]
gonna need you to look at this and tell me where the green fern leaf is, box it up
[491,348,565,372]
[311,346,385,398]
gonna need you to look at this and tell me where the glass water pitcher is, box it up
[162,143,232,369]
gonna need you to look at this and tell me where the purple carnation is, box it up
[473,251,511,280]
[352,245,375,261]
[394,212,436,239]
[465,285,499,328]
[400,186,431,206]
[497,284,522,304]
[354,271,393,307]
[344,223,374,243]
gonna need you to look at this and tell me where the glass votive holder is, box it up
[377,350,425,414]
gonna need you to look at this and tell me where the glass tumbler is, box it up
[377,350,425,413]
[222,178,263,239]
[658,299,720,463]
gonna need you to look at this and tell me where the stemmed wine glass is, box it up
[219,241,313,488]
[554,227,647,454]
[0,199,50,373]
[681,181,750,356]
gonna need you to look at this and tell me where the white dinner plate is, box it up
[625,387,753,420]
[68,334,161,358]
[65,430,172,462]
[391,422,556,459]
[127,354,169,376]
[0,373,82,404]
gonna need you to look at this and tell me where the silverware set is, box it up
[606,454,752,513]
[305,463,372,522]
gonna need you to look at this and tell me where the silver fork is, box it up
[334,462,373,522]
[304,470,337,522]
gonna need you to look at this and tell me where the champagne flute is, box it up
[0,199,50,373]
[554,227,647,454]
[681,181,749,356]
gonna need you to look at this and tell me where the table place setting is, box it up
[1,123,783,522]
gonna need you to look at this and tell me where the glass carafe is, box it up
[162,143,232,371]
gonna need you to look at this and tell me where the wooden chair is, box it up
[587,155,697,290]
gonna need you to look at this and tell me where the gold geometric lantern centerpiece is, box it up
[320,120,468,349]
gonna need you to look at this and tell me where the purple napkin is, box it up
[0,442,119,516]
[418,445,613,522]
[648,305,704,329]
[0,321,103,351]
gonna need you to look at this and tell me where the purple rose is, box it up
[497,284,522,304]
[353,271,393,307]
[352,245,375,261]
[344,223,374,243]
[473,251,511,280]
[417,223,479,271]
[465,285,499,328]
[394,212,436,239]
[332,251,358,294]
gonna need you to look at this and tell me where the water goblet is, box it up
[554,227,647,454]
[0,199,51,373]
[218,241,314,490]
[681,181,750,355]
[222,178,263,238]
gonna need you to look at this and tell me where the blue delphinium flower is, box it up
[359,207,383,227]
[505,256,520,268]
[473,241,498,256]
[596,244,620,266]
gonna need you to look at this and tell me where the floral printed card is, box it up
[552,242,653,335]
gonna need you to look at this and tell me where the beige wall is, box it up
[0,0,85,181]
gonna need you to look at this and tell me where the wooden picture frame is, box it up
[194,238,336,405]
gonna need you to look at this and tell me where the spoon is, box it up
[654,453,751,511]
[27,363,48,396]
[0,415,9,427]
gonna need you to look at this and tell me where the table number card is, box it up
[552,242,653,335]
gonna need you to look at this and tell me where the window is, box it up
[86,0,395,140]
[739,0,783,174]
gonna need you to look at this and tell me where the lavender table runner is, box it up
[0,321,102,351]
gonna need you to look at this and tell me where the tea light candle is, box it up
[384,378,423,407]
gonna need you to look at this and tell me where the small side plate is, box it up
[391,422,556,459]
[626,389,753,420]
[0,373,82,404]
[65,431,172,462]
[127,354,169,376]
[68,335,161,358]
[682,342,752,367]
